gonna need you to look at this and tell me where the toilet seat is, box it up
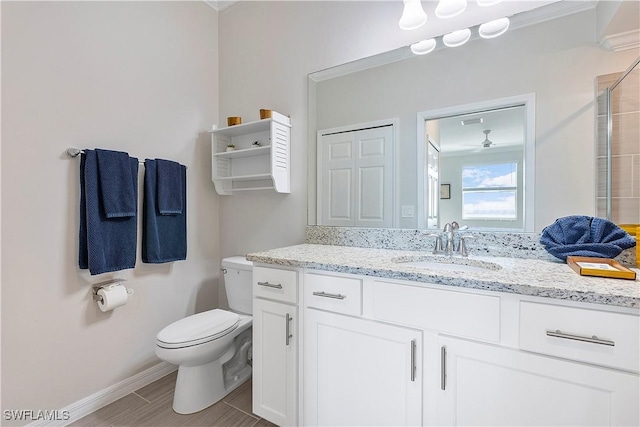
[156,309,240,349]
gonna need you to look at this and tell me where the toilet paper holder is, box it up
[92,278,127,303]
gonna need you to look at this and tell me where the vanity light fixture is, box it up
[478,17,510,39]
[411,38,437,55]
[442,28,471,47]
[435,0,467,19]
[399,0,427,30]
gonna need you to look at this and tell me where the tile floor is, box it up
[70,371,276,427]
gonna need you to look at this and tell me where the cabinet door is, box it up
[252,298,297,426]
[304,308,422,426]
[437,336,640,426]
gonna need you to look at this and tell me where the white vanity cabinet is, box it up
[437,335,639,426]
[303,272,422,426]
[252,265,299,426]
[210,111,290,195]
[251,261,639,426]
[304,272,639,427]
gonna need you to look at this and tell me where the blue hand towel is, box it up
[156,159,183,215]
[540,215,636,261]
[79,149,138,275]
[143,159,187,263]
[95,148,137,218]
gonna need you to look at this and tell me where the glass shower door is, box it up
[596,57,640,228]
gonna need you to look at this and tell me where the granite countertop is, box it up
[247,244,640,309]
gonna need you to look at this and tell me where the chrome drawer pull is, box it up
[546,329,615,347]
[440,346,446,391]
[257,281,283,289]
[410,339,417,382]
[312,291,346,300]
[285,313,293,346]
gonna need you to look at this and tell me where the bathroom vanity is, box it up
[248,244,640,427]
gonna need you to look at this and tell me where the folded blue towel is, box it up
[143,159,187,263]
[156,159,183,215]
[79,149,138,275]
[95,149,137,218]
[540,215,636,261]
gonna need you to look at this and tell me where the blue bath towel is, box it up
[143,159,187,263]
[156,159,183,215]
[540,215,636,261]
[95,149,137,218]
[79,149,138,275]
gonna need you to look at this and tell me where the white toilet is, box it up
[155,256,253,414]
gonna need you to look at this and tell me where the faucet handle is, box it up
[456,235,476,257]
[427,233,444,254]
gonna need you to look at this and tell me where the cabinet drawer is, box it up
[369,280,500,342]
[253,266,298,304]
[304,273,362,316]
[519,301,640,372]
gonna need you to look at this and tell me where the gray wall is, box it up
[2,1,220,414]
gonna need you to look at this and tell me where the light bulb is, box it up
[435,0,467,19]
[479,17,510,39]
[399,0,427,30]
[442,28,471,47]
[411,38,437,55]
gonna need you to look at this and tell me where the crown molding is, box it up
[600,29,640,52]
[508,0,596,31]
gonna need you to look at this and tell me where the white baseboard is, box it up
[26,362,177,427]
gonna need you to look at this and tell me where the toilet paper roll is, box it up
[97,284,128,312]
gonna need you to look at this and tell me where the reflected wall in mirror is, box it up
[308,4,639,232]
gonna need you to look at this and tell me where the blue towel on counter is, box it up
[143,159,187,263]
[79,149,138,275]
[95,149,137,218]
[156,159,183,215]
[540,215,636,261]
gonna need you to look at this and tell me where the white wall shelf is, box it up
[215,173,272,182]
[210,111,291,195]
[213,146,271,159]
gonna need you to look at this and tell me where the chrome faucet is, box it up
[443,222,455,254]
[429,221,472,256]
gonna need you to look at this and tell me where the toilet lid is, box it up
[156,309,240,349]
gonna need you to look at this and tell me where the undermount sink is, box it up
[393,256,502,273]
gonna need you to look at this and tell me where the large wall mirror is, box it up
[307,1,639,232]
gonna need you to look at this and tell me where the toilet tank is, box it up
[222,256,253,315]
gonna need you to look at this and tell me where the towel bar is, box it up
[66,147,145,165]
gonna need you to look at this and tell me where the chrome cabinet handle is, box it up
[312,291,346,300]
[410,340,417,382]
[546,329,615,347]
[285,313,293,346]
[440,346,447,391]
[257,281,283,289]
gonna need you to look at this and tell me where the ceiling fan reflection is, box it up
[481,129,495,148]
